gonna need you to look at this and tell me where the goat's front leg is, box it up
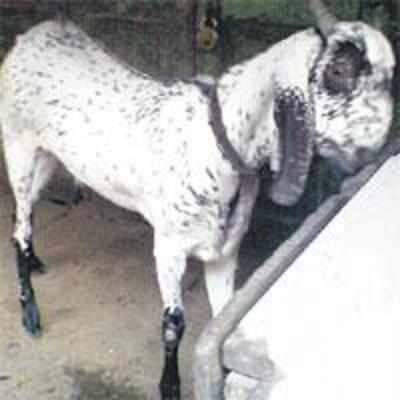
[221,174,259,258]
[204,253,238,316]
[161,306,185,400]
[202,175,259,316]
[154,244,187,400]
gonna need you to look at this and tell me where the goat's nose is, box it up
[342,147,376,175]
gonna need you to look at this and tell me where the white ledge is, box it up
[237,153,400,400]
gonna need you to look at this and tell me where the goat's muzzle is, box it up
[321,139,377,175]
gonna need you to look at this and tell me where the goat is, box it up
[0,0,394,398]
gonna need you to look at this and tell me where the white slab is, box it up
[240,154,400,400]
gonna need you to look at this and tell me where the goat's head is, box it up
[269,0,395,206]
[312,21,395,174]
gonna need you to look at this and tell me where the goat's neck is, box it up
[218,51,278,171]
[218,30,321,172]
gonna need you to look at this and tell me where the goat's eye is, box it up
[331,62,349,77]
[323,41,365,96]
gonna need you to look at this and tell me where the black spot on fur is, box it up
[188,185,209,206]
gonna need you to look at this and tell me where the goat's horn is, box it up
[308,0,338,37]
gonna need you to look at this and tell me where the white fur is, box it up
[0,20,394,317]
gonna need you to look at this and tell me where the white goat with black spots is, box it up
[0,0,394,398]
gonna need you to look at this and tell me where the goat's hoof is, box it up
[22,300,41,337]
[28,254,46,275]
[160,385,180,400]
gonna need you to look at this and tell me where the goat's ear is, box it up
[268,88,315,206]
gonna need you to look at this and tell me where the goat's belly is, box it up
[42,139,153,216]
[69,164,145,214]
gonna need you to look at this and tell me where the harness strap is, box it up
[193,78,257,177]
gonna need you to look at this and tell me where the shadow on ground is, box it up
[65,367,146,400]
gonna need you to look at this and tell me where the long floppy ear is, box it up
[268,88,315,206]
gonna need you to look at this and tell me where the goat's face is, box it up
[311,22,395,174]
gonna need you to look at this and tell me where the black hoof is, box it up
[160,384,180,400]
[21,299,41,337]
[20,287,41,336]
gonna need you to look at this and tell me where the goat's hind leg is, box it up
[4,142,57,335]
[10,212,45,275]
[13,149,58,274]
[27,150,59,273]
[8,156,41,335]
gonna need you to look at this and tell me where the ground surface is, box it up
[0,161,211,400]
